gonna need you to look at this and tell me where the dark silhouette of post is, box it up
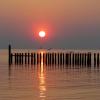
[33,53,36,65]
[54,53,57,65]
[15,53,17,64]
[28,53,30,64]
[97,53,99,66]
[25,53,27,64]
[21,53,24,65]
[31,53,33,65]
[66,53,69,65]
[87,52,91,66]
[8,44,12,65]
[58,53,60,65]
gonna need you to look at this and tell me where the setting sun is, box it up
[39,31,46,38]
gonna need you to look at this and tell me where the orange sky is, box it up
[0,0,100,48]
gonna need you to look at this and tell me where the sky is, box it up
[0,0,100,49]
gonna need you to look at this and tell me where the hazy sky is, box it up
[0,0,100,49]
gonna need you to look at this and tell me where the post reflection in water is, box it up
[39,51,46,100]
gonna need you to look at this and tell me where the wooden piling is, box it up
[34,53,36,65]
[97,53,99,66]
[60,53,62,65]
[8,44,11,65]
[54,53,57,65]
[65,53,69,65]
[21,53,23,65]
[25,53,27,64]
[87,52,91,66]
[8,45,100,67]
[31,53,33,64]
[10,53,13,65]
[72,53,75,65]
[15,53,17,65]
[58,53,60,65]
[94,53,96,66]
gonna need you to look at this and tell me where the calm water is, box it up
[0,50,100,100]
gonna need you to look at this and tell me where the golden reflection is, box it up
[39,51,46,100]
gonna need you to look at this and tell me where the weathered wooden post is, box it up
[62,53,64,65]
[84,53,87,66]
[49,53,51,65]
[75,53,77,65]
[37,53,39,65]
[82,53,84,66]
[21,53,23,65]
[58,53,60,65]
[8,44,12,65]
[25,53,27,64]
[28,53,30,64]
[15,53,17,64]
[87,52,91,66]
[16,53,19,64]
[66,53,69,65]
[31,53,33,64]
[19,53,22,64]
[77,53,80,65]
[55,53,57,65]
[45,53,47,65]
[94,53,96,66]
[33,53,36,65]
[97,53,99,66]
[69,53,72,65]
[60,53,62,65]
[48,53,50,65]
[10,53,13,65]
[43,53,45,64]
[40,53,42,64]
[72,53,75,65]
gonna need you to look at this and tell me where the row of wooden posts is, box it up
[8,45,100,66]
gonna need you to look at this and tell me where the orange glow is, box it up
[39,31,46,38]
[32,22,54,42]
[38,51,46,99]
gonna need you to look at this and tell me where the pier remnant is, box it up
[8,45,100,67]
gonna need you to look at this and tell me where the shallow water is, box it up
[0,50,100,100]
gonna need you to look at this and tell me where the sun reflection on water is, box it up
[39,51,46,100]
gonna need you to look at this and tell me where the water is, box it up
[0,50,100,100]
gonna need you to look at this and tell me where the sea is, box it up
[0,49,100,100]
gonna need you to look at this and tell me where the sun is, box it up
[39,31,46,38]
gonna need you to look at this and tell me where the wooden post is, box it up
[48,52,50,65]
[58,53,60,65]
[25,53,27,64]
[8,44,11,65]
[45,53,47,65]
[85,53,87,66]
[50,53,52,65]
[79,53,81,65]
[15,53,17,65]
[16,53,18,64]
[22,53,23,65]
[28,53,30,64]
[34,53,36,65]
[52,53,54,65]
[97,53,99,66]
[82,53,84,66]
[87,52,91,66]
[62,53,64,65]
[66,53,69,65]
[72,53,75,65]
[94,53,96,66]
[75,54,77,65]
[31,53,33,65]
[10,53,13,65]
[54,53,57,65]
